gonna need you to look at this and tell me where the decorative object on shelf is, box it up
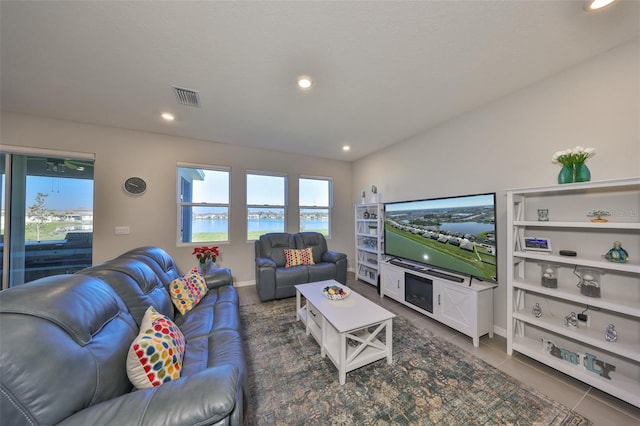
[574,267,601,298]
[574,161,591,183]
[192,245,220,275]
[322,285,350,300]
[587,209,611,223]
[361,191,366,204]
[369,225,378,235]
[537,209,549,221]
[532,303,542,318]
[603,240,629,263]
[564,312,579,328]
[370,212,377,219]
[523,236,552,252]
[552,146,595,184]
[604,324,618,343]
[540,263,558,288]
[556,164,574,185]
[541,338,616,380]
[361,237,374,248]
[370,185,379,203]
[363,209,370,219]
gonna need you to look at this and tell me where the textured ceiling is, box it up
[1,1,639,161]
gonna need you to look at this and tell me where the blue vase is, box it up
[574,162,591,183]
[557,164,574,184]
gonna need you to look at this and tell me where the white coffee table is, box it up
[295,280,395,385]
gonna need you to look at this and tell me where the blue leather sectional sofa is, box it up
[0,246,246,426]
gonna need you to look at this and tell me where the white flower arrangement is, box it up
[552,146,596,166]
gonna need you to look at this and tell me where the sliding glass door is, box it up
[1,152,94,288]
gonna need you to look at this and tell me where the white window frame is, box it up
[176,163,231,245]
[299,175,333,238]
[246,171,288,241]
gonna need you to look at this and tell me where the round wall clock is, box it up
[123,177,147,196]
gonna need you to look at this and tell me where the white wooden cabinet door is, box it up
[381,262,404,302]
[437,281,475,336]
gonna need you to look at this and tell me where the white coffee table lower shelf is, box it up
[295,280,395,385]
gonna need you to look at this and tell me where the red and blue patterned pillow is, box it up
[126,306,186,388]
[284,248,315,268]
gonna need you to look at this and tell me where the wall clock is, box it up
[123,177,147,196]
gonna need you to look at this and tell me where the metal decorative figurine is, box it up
[532,303,542,318]
[537,209,549,221]
[587,209,611,223]
[604,324,618,343]
[565,312,579,328]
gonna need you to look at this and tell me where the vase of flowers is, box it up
[192,245,220,275]
[552,146,595,184]
[557,164,574,184]
[574,161,591,183]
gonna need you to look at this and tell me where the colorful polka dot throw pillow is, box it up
[169,271,208,315]
[126,306,186,389]
[284,248,315,268]
[187,269,209,295]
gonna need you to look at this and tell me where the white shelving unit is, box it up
[506,177,640,408]
[380,260,495,347]
[355,203,383,286]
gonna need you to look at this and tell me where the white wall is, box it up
[0,113,354,285]
[352,38,640,333]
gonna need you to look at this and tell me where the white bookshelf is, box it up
[355,203,383,286]
[506,177,640,408]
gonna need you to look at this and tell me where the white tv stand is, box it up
[380,259,496,347]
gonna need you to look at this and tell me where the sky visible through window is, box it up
[247,174,285,205]
[300,178,329,206]
[2,176,93,211]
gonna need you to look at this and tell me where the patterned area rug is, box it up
[241,299,591,425]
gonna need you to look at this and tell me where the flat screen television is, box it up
[384,192,497,283]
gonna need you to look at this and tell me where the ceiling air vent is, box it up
[172,86,201,107]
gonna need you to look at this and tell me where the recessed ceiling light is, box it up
[297,75,313,90]
[584,0,616,11]
[161,112,175,121]
[342,145,351,152]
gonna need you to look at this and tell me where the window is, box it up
[177,165,230,244]
[299,176,332,237]
[246,172,286,240]
[1,151,94,288]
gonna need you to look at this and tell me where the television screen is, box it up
[384,193,497,283]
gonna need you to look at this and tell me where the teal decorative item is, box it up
[557,164,574,184]
[552,146,595,184]
[574,162,591,182]
[604,241,629,263]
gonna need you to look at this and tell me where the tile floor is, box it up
[236,274,640,425]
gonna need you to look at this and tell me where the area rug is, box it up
[240,299,591,425]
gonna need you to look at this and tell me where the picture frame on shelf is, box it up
[523,237,552,252]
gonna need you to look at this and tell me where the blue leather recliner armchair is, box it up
[254,232,347,302]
